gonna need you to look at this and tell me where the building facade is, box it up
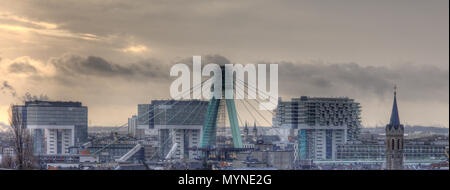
[13,101,88,155]
[128,115,144,139]
[137,104,153,129]
[297,126,347,160]
[273,96,361,160]
[336,142,448,161]
[138,100,208,160]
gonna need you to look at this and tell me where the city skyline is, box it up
[0,0,448,128]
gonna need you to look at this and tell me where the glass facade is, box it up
[14,101,88,155]
[275,96,361,141]
[138,100,208,127]
[325,129,333,159]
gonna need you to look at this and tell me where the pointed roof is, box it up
[389,86,400,126]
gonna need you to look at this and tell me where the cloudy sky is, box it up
[0,0,448,129]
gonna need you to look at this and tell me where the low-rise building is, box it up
[336,141,448,161]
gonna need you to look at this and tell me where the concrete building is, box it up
[138,100,208,160]
[298,126,347,160]
[385,88,405,170]
[273,96,361,160]
[233,141,295,170]
[13,101,88,155]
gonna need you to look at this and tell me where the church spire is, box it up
[389,85,400,126]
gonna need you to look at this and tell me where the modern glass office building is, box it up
[137,100,208,160]
[138,100,208,128]
[13,101,88,155]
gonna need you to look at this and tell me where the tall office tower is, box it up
[13,101,88,155]
[273,96,361,160]
[138,100,208,160]
[385,88,404,170]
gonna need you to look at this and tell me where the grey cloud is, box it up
[175,54,231,67]
[168,55,448,104]
[9,54,232,89]
[269,61,449,102]
[203,54,231,66]
[8,62,38,74]
[48,54,170,81]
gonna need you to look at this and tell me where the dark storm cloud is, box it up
[8,62,38,74]
[48,54,170,81]
[270,61,449,102]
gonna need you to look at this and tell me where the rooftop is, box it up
[24,100,83,107]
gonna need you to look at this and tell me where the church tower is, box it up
[385,86,404,170]
[243,122,249,143]
[252,121,258,142]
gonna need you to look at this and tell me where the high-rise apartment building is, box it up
[13,101,88,155]
[273,96,361,160]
